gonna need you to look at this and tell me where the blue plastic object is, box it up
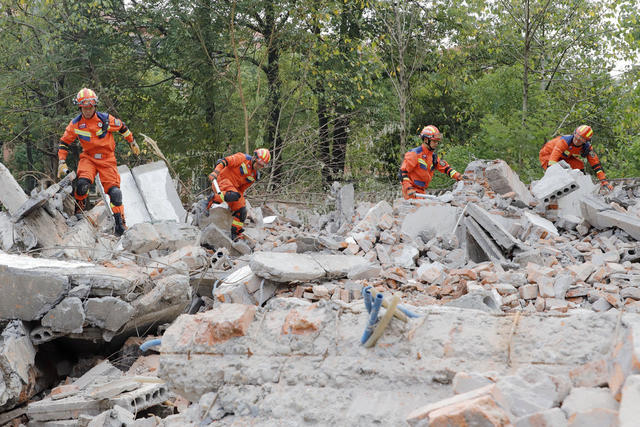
[360,293,383,344]
[140,338,162,352]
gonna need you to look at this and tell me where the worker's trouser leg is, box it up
[226,197,247,241]
[401,183,426,200]
[209,182,247,240]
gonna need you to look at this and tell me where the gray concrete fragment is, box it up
[121,223,161,254]
[531,163,579,203]
[347,262,381,280]
[29,326,61,345]
[465,217,506,263]
[400,204,460,240]
[84,297,134,332]
[12,172,75,223]
[579,195,613,229]
[451,372,494,395]
[619,375,640,427]
[466,203,521,251]
[0,321,36,411]
[496,367,558,417]
[72,361,122,391]
[0,254,75,321]
[0,162,29,214]
[115,165,151,227]
[132,161,187,222]
[87,379,141,400]
[87,405,135,427]
[334,182,354,223]
[0,213,17,251]
[313,254,373,279]
[249,252,325,282]
[27,396,104,422]
[561,386,618,418]
[445,291,501,313]
[521,212,558,241]
[153,221,200,251]
[485,160,534,206]
[354,200,393,232]
[108,382,170,414]
[41,297,85,334]
[514,408,567,427]
[557,170,599,218]
[0,162,67,249]
[199,223,234,252]
[158,302,625,425]
[69,266,150,297]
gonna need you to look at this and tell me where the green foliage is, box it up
[0,0,639,199]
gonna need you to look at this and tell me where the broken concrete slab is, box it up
[249,252,325,282]
[27,395,104,422]
[116,165,151,227]
[531,162,579,204]
[485,159,534,206]
[0,162,67,249]
[41,297,85,334]
[0,253,77,320]
[521,211,559,241]
[353,200,392,233]
[581,195,640,239]
[465,203,521,252]
[157,301,629,425]
[11,171,76,223]
[0,321,37,412]
[84,297,135,332]
[132,161,187,222]
[0,162,29,215]
[312,254,374,279]
[121,222,160,254]
[400,203,460,241]
[465,217,507,263]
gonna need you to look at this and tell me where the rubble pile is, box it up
[2,159,640,425]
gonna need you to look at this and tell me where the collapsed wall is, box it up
[2,158,640,425]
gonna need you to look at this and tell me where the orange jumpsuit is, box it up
[59,111,134,217]
[400,143,460,199]
[208,152,260,238]
[539,135,607,181]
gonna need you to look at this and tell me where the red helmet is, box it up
[253,148,271,164]
[73,88,98,107]
[420,125,442,141]
[574,125,593,141]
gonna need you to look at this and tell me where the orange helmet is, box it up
[574,125,593,141]
[73,88,98,107]
[420,125,442,141]
[253,148,271,164]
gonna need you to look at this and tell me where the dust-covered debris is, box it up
[3,158,640,425]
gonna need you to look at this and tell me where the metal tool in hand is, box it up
[206,179,223,209]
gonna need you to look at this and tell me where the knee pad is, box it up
[107,186,123,206]
[232,206,247,222]
[223,191,241,202]
[75,178,91,197]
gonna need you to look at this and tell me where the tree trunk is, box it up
[331,112,349,180]
[313,3,331,186]
[264,0,283,189]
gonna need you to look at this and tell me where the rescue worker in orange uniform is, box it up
[539,125,613,191]
[57,88,140,236]
[207,148,271,241]
[400,125,464,199]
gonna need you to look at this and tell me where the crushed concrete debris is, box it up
[3,158,640,425]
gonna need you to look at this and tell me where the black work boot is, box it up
[113,213,127,237]
[230,227,245,242]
